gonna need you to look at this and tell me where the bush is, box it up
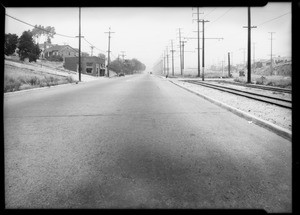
[65,76,74,83]
[4,76,21,92]
[46,55,63,62]
[29,76,40,85]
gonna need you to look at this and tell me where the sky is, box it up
[5,3,291,73]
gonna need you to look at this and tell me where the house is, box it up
[63,56,106,76]
[44,44,89,61]
[38,42,54,59]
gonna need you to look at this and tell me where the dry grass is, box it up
[4,64,75,93]
[234,74,291,88]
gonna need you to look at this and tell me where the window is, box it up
[86,62,93,66]
[86,68,93,73]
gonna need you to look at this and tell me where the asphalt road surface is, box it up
[4,73,291,211]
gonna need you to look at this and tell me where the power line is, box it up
[5,13,76,38]
[206,7,233,28]
[256,11,291,26]
[83,38,106,54]
[203,8,216,19]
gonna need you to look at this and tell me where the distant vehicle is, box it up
[150,72,152,74]
[119,73,125,77]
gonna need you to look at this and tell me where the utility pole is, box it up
[166,47,169,76]
[181,41,187,70]
[77,7,82,82]
[186,36,223,81]
[163,51,166,75]
[192,8,203,77]
[105,27,115,77]
[201,19,210,81]
[90,46,94,56]
[177,28,183,76]
[228,52,231,77]
[222,60,224,76]
[230,52,233,72]
[253,42,256,73]
[243,7,257,83]
[170,40,175,76]
[269,32,275,75]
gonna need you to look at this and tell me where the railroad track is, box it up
[181,80,292,109]
[208,80,292,94]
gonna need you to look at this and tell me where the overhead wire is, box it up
[256,11,291,26]
[5,13,76,38]
[6,13,112,57]
[203,8,216,19]
[206,7,233,28]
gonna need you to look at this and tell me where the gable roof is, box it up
[45,45,79,53]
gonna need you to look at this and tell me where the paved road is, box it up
[4,74,291,211]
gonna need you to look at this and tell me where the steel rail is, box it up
[207,80,291,94]
[182,80,292,109]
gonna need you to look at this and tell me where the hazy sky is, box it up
[5,3,291,72]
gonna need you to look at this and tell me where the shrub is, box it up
[46,55,63,62]
[65,76,74,83]
[4,76,21,92]
[29,76,40,85]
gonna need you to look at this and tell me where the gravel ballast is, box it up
[168,78,291,132]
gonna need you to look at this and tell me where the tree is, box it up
[109,58,146,75]
[31,25,56,44]
[44,26,56,43]
[5,33,18,56]
[17,30,41,62]
[108,59,123,74]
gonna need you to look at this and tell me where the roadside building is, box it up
[39,42,53,59]
[64,56,106,76]
[44,44,89,61]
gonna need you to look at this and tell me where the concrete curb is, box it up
[169,80,292,141]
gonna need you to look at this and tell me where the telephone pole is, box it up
[90,46,94,56]
[170,40,175,76]
[177,28,183,75]
[222,60,224,76]
[228,52,231,77]
[269,32,275,75]
[166,47,169,76]
[230,52,233,71]
[253,42,256,73]
[187,32,223,80]
[192,8,203,77]
[105,27,115,77]
[201,19,210,81]
[163,51,166,75]
[77,7,82,82]
[181,41,187,70]
[243,7,257,83]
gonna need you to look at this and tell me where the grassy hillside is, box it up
[4,61,75,93]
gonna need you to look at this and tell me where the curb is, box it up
[169,80,292,141]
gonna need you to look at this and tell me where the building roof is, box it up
[44,44,79,53]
